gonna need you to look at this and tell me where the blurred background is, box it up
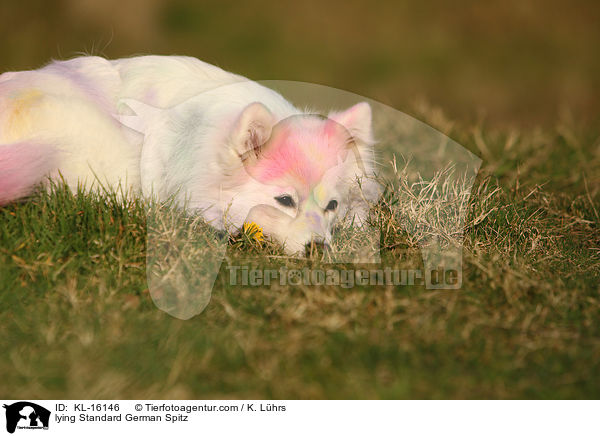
[1,0,598,127]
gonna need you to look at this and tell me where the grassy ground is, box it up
[1,106,598,399]
[2,0,599,127]
[1,0,599,399]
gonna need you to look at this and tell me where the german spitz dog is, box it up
[0,56,378,254]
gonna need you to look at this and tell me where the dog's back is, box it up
[0,55,249,203]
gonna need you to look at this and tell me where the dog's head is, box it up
[120,97,378,256]
[221,102,378,254]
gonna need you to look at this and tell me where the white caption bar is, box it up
[0,400,598,435]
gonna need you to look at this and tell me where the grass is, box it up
[2,1,599,127]
[1,107,598,399]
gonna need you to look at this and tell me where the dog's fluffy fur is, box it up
[0,56,378,254]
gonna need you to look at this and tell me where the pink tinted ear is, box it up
[328,102,374,145]
[230,102,275,160]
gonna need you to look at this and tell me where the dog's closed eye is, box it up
[275,195,296,208]
[325,200,338,211]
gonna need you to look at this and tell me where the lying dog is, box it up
[0,56,378,254]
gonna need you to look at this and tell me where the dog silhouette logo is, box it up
[2,402,50,433]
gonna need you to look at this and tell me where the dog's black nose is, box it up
[304,241,331,257]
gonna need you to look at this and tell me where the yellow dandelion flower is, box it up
[242,221,264,242]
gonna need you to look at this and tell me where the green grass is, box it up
[1,111,598,399]
[2,0,599,127]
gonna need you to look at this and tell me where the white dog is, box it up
[0,56,378,254]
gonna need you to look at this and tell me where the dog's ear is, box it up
[327,102,374,146]
[229,102,275,162]
[117,98,162,134]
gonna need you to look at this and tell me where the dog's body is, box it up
[0,56,377,253]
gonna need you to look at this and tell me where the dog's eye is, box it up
[325,200,338,211]
[275,195,296,208]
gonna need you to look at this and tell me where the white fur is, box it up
[0,56,377,254]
